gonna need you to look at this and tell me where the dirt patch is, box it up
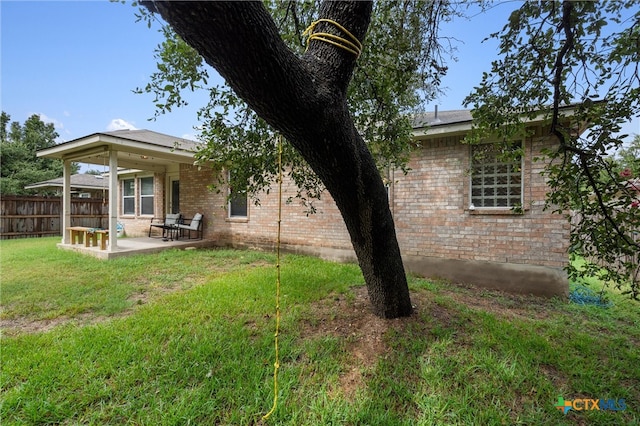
[0,283,187,336]
[298,286,437,399]
[539,363,569,390]
[296,283,570,399]
[0,311,121,336]
[436,283,562,321]
[1,316,69,335]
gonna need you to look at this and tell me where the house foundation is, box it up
[402,254,568,298]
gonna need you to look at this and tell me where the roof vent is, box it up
[432,105,442,124]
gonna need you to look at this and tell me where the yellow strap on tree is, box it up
[262,135,284,421]
[303,18,363,58]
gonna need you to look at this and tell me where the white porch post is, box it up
[61,160,71,244]
[108,149,118,251]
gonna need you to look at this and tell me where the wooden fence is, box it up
[0,196,108,239]
[570,211,639,278]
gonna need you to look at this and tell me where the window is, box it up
[228,171,248,218]
[122,179,135,215]
[230,192,248,217]
[470,142,523,208]
[171,179,180,214]
[140,177,154,215]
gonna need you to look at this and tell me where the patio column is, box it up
[61,160,72,244]
[108,149,118,251]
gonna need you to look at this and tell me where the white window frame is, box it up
[122,178,135,215]
[139,176,155,216]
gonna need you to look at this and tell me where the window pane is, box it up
[470,142,523,208]
[228,170,248,218]
[141,196,154,215]
[123,198,135,215]
[123,179,135,214]
[230,193,248,217]
[123,179,135,196]
[171,180,180,214]
[141,177,154,195]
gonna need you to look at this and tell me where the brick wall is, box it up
[178,164,352,251]
[393,133,568,269]
[152,132,569,272]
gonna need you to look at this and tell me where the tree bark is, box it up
[145,0,413,318]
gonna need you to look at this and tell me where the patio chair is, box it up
[148,213,181,240]
[176,213,204,240]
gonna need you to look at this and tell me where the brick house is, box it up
[38,109,581,297]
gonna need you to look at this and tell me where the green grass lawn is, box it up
[1,237,638,425]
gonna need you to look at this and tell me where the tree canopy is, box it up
[135,0,460,211]
[0,112,77,196]
[616,134,640,178]
[135,0,468,318]
[135,0,639,304]
[464,0,639,297]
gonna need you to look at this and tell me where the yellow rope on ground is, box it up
[303,18,363,58]
[262,135,284,421]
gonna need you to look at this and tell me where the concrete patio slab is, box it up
[58,237,216,259]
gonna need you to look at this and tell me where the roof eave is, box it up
[413,121,472,139]
[24,182,107,190]
[412,104,587,139]
[36,133,197,163]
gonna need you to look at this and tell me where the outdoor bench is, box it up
[67,226,109,250]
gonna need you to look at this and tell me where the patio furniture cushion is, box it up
[149,213,182,239]
[176,213,203,240]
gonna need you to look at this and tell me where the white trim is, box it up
[108,149,119,251]
[62,161,71,244]
[139,176,155,216]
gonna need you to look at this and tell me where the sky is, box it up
[2,1,638,159]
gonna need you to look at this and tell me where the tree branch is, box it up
[551,1,638,252]
[142,1,371,136]
[143,1,310,130]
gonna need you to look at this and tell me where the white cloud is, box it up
[37,113,64,130]
[107,119,137,131]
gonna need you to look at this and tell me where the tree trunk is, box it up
[145,0,413,318]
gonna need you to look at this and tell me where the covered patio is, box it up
[36,129,202,256]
